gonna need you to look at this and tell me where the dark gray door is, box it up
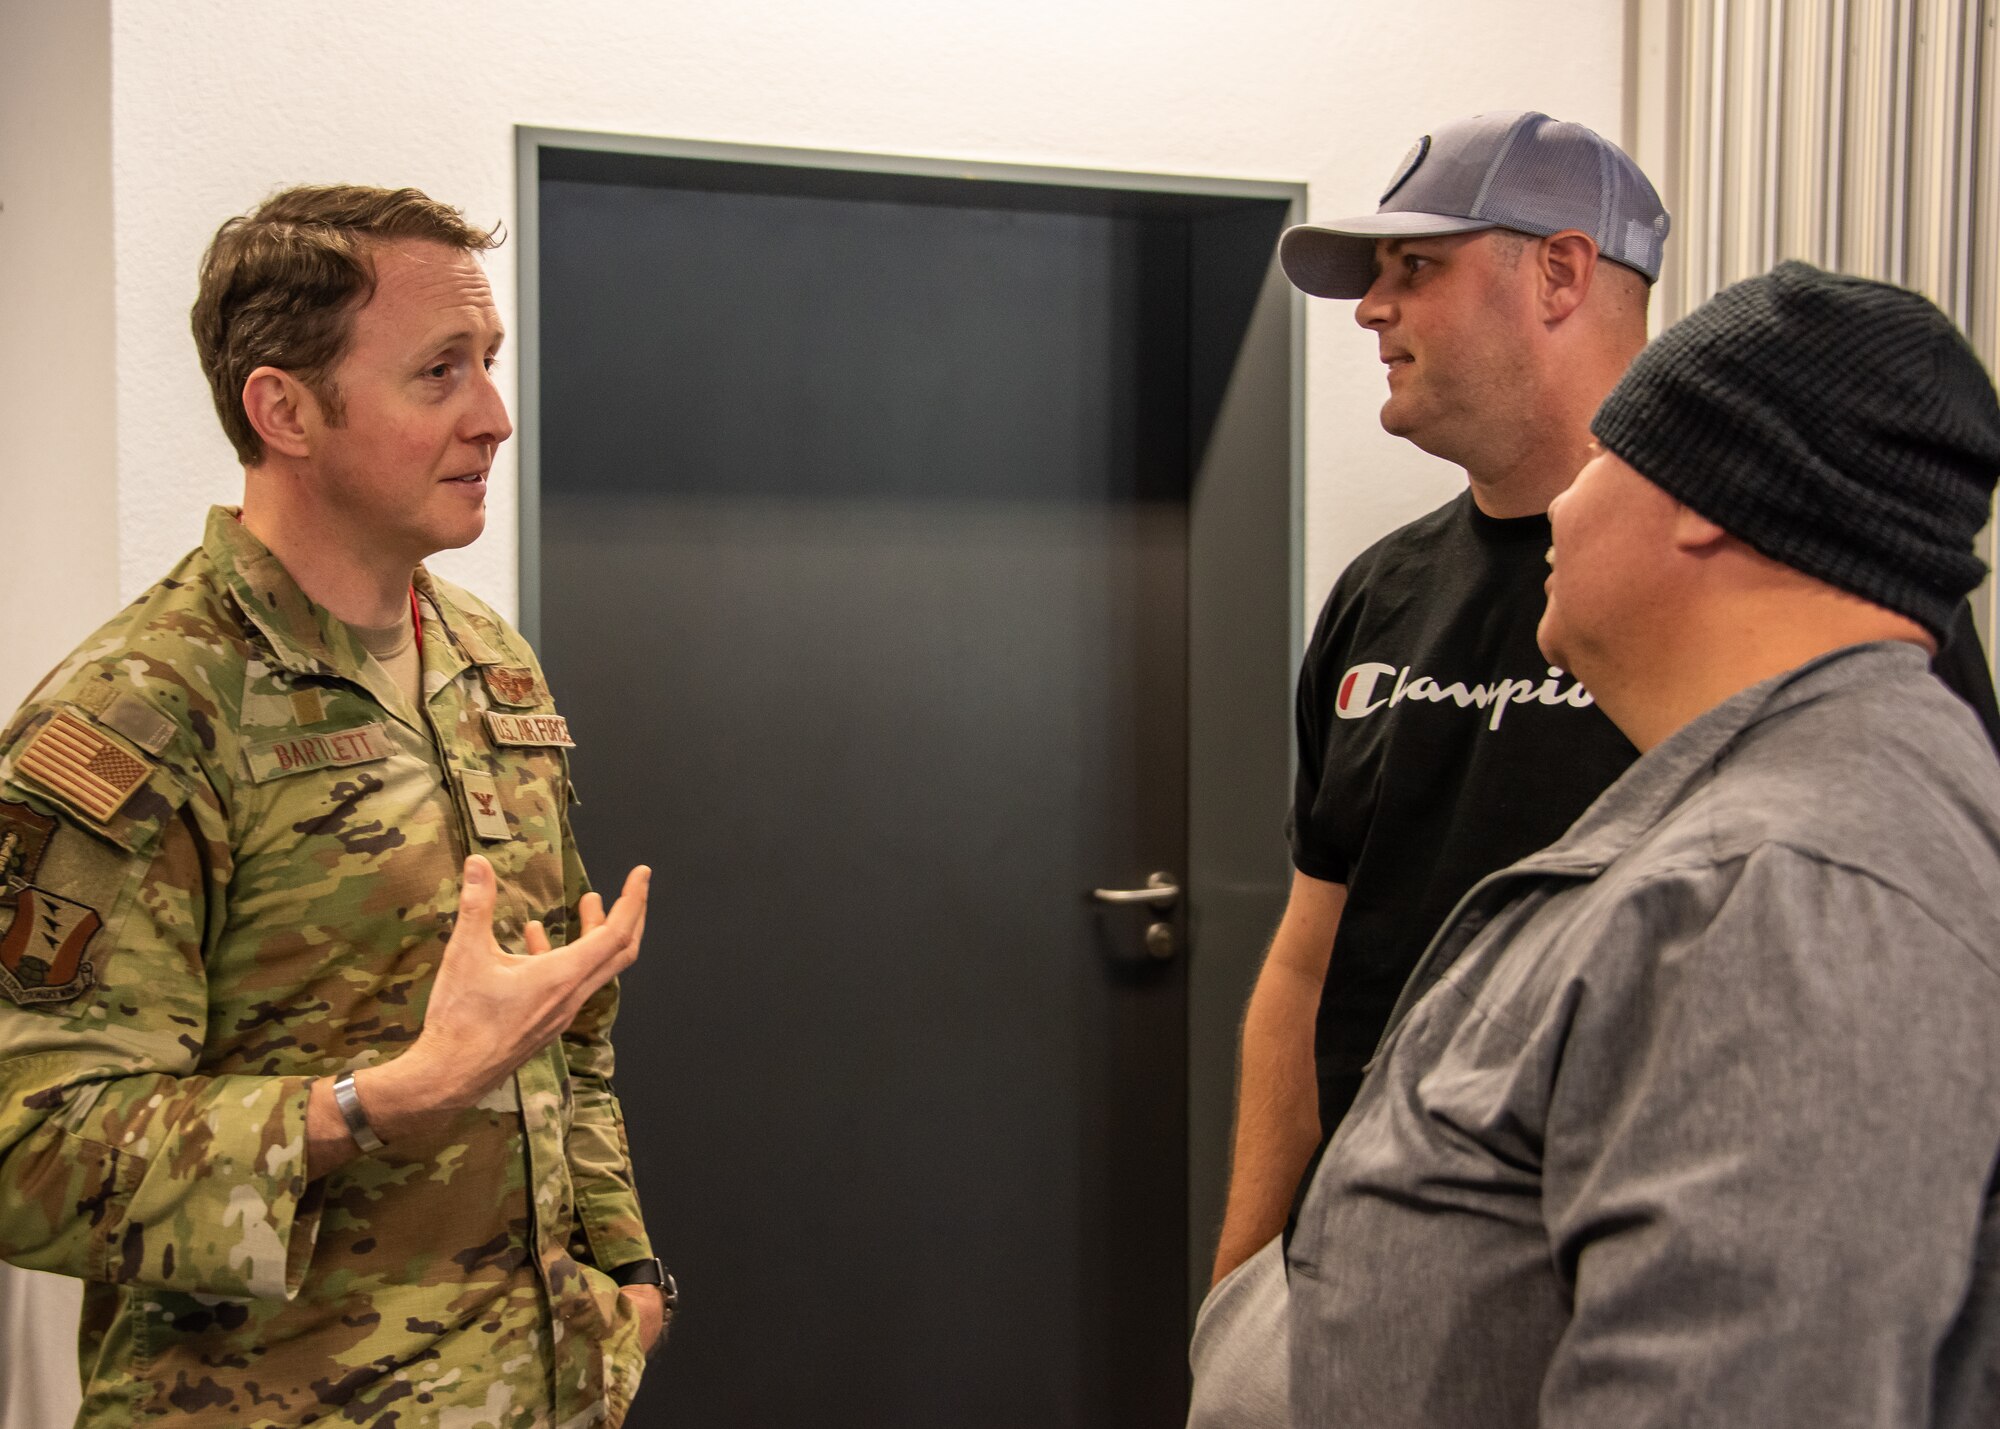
[536,156,1254,1427]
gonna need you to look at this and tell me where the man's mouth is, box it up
[444,471,487,485]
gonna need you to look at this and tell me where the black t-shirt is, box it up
[1290,491,1635,1137]
[1290,489,2000,1140]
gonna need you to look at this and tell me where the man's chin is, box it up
[1379,401,1466,466]
[418,511,487,560]
[1535,610,1568,671]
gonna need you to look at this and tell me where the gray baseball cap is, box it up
[1280,110,1670,299]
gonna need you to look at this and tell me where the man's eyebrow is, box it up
[421,326,507,352]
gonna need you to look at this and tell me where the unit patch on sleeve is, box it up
[246,724,393,783]
[0,801,56,907]
[485,712,576,748]
[0,886,102,1005]
[14,712,153,824]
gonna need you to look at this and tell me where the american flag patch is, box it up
[15,712,152,824]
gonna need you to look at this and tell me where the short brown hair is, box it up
[191,184,501,464]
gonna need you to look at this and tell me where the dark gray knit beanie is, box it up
[1591,260,2000,639]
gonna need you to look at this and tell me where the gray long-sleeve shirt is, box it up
[1286,642,2000,1428]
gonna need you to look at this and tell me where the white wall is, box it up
[0,3,113,1418]
[1,0,120,715]
[95,0,1628,620]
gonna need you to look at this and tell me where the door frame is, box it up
[515,126,1305,1317]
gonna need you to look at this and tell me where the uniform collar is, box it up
[205,506,350,678]
[412,566,505,668]
[205,507,511,734]
[1510,640,1933,878]
[1374,641,1935,1053]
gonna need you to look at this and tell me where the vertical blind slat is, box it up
[1654,0,1998,643]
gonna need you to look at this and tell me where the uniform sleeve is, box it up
[0,709,322,1301]
[1537,850,2000,1428]
[1932,600,2000,758]
[555,801,655,1274]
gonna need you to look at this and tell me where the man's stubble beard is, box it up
[1380,390,1484,472]
[1383,359,1542,480]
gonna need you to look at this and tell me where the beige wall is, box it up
[0,2,113,1418]
[0,0,120,714]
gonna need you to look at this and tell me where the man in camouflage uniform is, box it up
[0,186,665,1427]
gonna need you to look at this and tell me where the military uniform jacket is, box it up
[0,509,654,1428]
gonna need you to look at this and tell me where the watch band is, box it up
[332,1071,385,1154]
[609,1257,679,1310]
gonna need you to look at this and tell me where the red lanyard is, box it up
[409,586,425,656]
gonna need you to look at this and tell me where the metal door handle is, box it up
[1090,872,1180,906]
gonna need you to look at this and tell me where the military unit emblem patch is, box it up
[0,886,101,1005]
[0,800,56,908]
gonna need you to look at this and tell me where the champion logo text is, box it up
[1335,662,1597,731]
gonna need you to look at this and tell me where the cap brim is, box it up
[1279,214,1499,298]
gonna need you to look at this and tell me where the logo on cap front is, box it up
[1380,135,1430,204]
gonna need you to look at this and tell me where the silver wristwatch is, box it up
[332,1070,385,1154]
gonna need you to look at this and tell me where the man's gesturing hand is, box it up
[306,856,650,1177]
[408,855,651,1106]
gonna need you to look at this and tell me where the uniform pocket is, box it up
[576,1261,649,1422]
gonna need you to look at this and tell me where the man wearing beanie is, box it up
[1276,263,2000,1428]
[1198,111,2000,1423]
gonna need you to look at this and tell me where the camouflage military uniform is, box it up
[0,508,653,1427]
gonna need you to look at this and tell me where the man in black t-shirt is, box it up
[1203,110,2000,1301]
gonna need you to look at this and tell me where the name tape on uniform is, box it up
[247,724,393,783]
[485,712,576,748]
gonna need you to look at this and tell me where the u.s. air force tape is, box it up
[485,712,575,748]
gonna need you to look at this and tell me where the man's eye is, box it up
[425,363,452,379]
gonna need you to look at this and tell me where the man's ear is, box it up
[1670,501,1729,554]
[241,366,319,461]
[1537,231,1600,323]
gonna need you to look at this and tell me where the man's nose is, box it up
[1354,273,1393,330]
[467,366,514,447]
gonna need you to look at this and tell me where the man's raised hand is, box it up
[392,856,649,1111]
[306,856,650,1176]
